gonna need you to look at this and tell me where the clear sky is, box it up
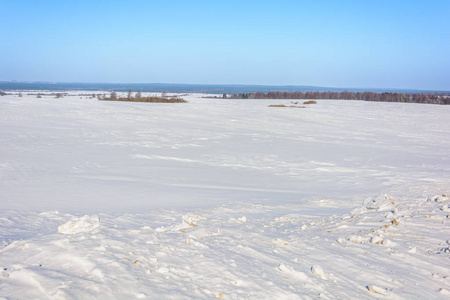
[1,0,449,90]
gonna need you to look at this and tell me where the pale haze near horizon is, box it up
[1,0,449,91]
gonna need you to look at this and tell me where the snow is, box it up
[0,93,449,299]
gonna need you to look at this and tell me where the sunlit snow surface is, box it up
[0,93,449,299]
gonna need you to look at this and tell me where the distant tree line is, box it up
[100,89,187,103]
[226,91,450,105]
[0,91,68,98]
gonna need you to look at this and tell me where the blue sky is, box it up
[1,0,449,90]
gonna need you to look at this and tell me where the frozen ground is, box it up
[0,93,449,299]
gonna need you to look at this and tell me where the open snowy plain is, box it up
[0,93,449,299]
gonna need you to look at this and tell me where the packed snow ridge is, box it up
[0,93,449,299]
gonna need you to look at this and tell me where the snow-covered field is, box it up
[0,93,449,299]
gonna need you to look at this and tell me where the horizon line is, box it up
[1,80,449,94]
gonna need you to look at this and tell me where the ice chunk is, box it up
[311,265,329,280]
[336,237,345,244]
[439,288,450,296]
[370,236,383,244]
[278,264,309,282]
[58,215,100,234]
[349,235,364,243]
[237,216,247,223]
[367,285,389,295]
[173,214,205,231]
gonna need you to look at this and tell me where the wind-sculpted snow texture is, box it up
[0,93,449,298]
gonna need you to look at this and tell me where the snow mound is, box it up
[57,215,100,234]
